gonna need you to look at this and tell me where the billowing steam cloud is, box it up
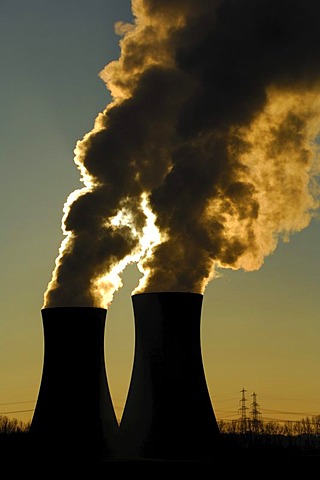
[43,0,320,308]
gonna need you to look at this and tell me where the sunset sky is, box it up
[1,0,320,427]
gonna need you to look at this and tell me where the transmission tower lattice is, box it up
[238,387,248,432]
[250,391,262,431]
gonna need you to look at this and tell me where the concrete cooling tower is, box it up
[119,292,221,461]
[29,307,119,463]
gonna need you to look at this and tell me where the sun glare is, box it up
[92,192,163,306]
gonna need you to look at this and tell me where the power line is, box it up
[0,409,34,415]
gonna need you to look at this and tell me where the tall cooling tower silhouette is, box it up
[29,307,119,462]
[119,292,221,461]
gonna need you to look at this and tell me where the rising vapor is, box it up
[43,0,320,308]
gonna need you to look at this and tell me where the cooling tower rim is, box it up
[41,306,107,312]
[131,291,203,298]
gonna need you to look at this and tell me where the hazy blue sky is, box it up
[1,0,319,426]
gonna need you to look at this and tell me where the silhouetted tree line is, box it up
[0,416,31,463]
[218,415,320,435]
[1,414,320,461]
[218,416,320,456]
[0,415,30,434]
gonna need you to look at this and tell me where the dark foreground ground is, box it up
[1,433,320,474]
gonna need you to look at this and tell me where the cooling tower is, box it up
[119,292,221,461]
[29,307,119,462]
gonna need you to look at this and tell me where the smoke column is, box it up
[43,0,320,308]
